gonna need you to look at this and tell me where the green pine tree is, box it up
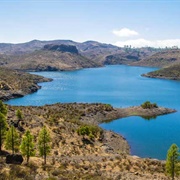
[38,126,51,164]
[0,113,8,152]
[20,130,35,163]
[16,109,23,120]
[0,100,7,116]
[166,143,180,180]
[5,126,20,154]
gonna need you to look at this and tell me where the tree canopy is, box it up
[0,113,8,152]
[166,143,180,180]
[5,126,20,154]
[20,130,35,163]
[38,126,51,164]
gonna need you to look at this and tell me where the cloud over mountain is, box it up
[112,28,139,37]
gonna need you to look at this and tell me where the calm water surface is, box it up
[6,65,180,160]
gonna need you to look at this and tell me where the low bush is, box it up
[77,125,103,140]
[141,101,158,109]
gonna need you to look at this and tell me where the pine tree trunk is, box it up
[172,155,175,180]
[43,131,46,164]
[44,153,46,165]
[12,127,14,154]
[27,138,30,163]
[0,125,2,153]
[27,155,29,164]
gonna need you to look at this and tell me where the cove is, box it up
[6,65,180,160]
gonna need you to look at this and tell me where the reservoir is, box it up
[6,65,180,160]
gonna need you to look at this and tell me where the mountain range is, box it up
[0,39,179,80]
[0,39,160,71]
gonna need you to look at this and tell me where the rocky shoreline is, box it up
[142,73,180,80]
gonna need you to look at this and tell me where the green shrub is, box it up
[141,101,158,109]
[77,125,102,139]
[104,104,113,111]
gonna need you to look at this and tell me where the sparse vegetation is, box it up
[0,101,176,179]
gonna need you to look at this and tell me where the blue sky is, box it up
[0,0,179,47]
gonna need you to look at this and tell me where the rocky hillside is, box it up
[0,67,51,101]
[0,44,101,71]
[0,103,176,179]
[132,49,180,68]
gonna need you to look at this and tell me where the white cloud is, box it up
[112,28,139,37]
[114,38,180,48]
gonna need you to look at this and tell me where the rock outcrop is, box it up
[43,44,79,54]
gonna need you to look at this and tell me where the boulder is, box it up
[6,154,23,164]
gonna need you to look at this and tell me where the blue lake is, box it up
[6,65,180,160]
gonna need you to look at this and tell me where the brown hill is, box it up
[0,67,51,101]
[132,49,180,68]
[0,45,101,71]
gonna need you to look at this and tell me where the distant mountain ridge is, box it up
[2,39,179,80]
[0,39,158,63]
